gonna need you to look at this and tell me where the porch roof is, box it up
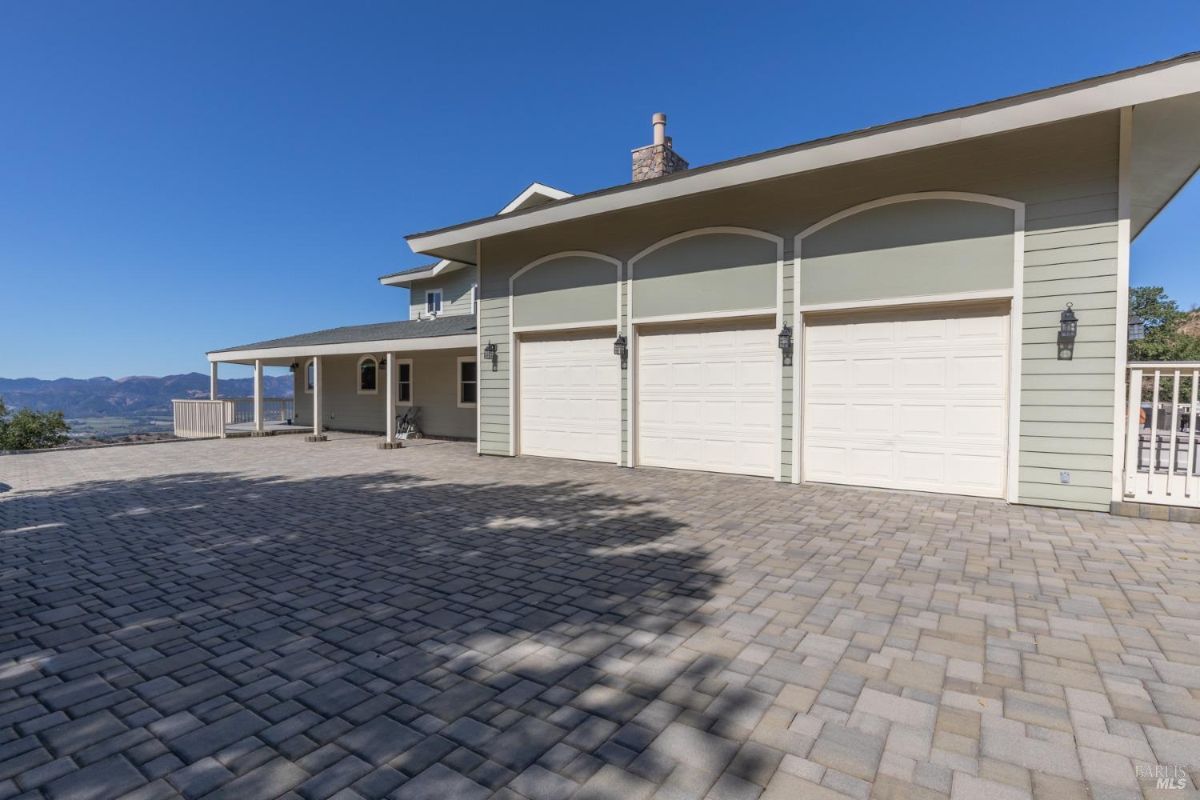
[208,315,476,363]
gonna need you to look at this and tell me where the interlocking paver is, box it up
[1,434,1198,799]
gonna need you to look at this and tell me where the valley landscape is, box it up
[0,373,294,438]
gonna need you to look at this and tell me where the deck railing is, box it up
[172,397,295,438]
[1123,363,1200,507]
[224,397,294,425]
[171,400,227,439]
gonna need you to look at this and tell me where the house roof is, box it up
[377,262,441,282]
[405,52,1200,262]
[209,314,475,356]
[380,183,574,283]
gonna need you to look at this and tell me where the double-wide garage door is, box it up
[803,305,1009,498]
[638,321,777,478]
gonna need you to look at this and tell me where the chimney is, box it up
[632,112,688,182]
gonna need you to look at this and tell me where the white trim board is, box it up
[632,307,778,326]
[797,289,1015,315]
[407,55,1200,256]
[208,333,477,363]
[1112,107,1134,502]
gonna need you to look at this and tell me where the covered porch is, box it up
[175,316,478,444]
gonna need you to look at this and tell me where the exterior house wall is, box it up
[294,348,476,438]
[408,267,477,319]
[477,112,1120,511]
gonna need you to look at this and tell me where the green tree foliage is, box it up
[1129,286,1200,362]
[0,396,71,450]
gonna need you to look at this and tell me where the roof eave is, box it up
[405,52,1200,256]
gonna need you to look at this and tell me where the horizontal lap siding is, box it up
[1020,181,1119,510]
[478,270,512,455]
[409,268,477,319]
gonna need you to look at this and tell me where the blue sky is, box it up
[2,1,1199,380]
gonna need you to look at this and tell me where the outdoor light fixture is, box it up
[778,323,794,367]
[483,341,498,371]
[1057,303,1078,361]
[1128,314,1146,342]
[289,362,299,371]
[1059,303,1078,339]
[609,333,628,371]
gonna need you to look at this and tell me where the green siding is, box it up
[512,254,618,328]
[801,200,1015,305]
[409,266,476,320]
[632,233,777,318]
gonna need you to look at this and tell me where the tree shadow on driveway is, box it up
[0,469,776,799]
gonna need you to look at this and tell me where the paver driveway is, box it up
[2,435,1199,800]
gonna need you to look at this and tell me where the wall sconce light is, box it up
[289,362,299,371]
[1128,314,1145,342]
[1057,303,1078,360]
[483,341,498,371]
[613,334,628,369]
[1059,303,1078,339]
[777,323,794,367]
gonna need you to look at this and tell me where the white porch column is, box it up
[380,352,400,449]
[253,359,264,434]
[307,356,326,442]
[385,353,397,440]
[210,362,219,400]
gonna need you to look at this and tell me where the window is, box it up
[395,359,413,406]
[304,359,314,394]
[470,283,478,316]
[425,289,443,316]
[357,356,378,394]
[457,357,477,408]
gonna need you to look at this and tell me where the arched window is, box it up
[357,356,378,394]
[304,359,315,393]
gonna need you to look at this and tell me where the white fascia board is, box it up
[498,182,574,214]
[208,333,476,363]
[379,259,465,286]
[407,58,1200,254]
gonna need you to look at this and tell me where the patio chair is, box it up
[395,407,422,440]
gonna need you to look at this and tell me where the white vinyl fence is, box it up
[171,400,227,439]
[172,397,296,438]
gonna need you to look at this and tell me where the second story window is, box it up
[425,289,443,316]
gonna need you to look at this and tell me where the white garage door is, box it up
[803,305,1009,498]
[638,321,777,478]
[519,332,620,463]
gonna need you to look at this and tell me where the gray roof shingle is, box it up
[210,314,475,354]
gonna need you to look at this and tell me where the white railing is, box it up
[1123,363,1200,507]
[172,400,227,439]
[223,397,295,425]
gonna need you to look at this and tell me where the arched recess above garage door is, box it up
[510,251,620,330]
[797,192,1023,308]
[629,227,783,322]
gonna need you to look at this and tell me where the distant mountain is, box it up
[0,373,294,418]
